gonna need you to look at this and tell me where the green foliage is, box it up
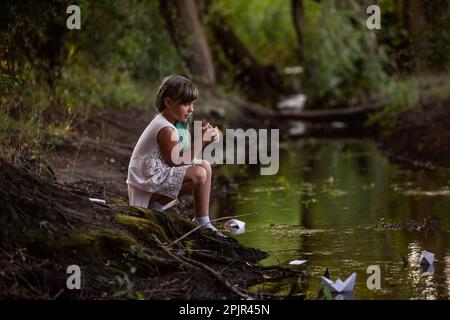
[67,0,183,82]
[209,0,448,108]
[0,76,55,161]
[1,0,184,109]
[0,74,19,91]
[209,0,390,106]
[0,0,68,79]
[113,273,145,300]
[209,0,298,67]
[366,72,450,130]
[303,0,389,106]
[377,79,418,121]
[1,0,185,159]
[379,0,450,71]
[56,62,148,116]
[1,0,448,154]
[0,64,147,160]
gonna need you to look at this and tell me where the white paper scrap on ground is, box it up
[149,199,179,213]
[321,272,356,293]
[419,250,435,265]
[88,198,106,204]
[289,260,307,266]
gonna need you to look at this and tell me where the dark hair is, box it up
[155,75,198,112]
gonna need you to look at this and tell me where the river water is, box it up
[212,138,450,300]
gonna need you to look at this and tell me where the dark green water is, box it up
[212,138,450,300]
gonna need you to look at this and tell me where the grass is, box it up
[0,104,49,163]
[366,71,450,128]
[0,64,154,168]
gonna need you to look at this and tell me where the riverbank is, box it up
[372,96,450,171]
[0,95,297,299]
[0,156,296,299]
[1,85,449,299]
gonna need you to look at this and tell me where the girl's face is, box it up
[165,98,195,122]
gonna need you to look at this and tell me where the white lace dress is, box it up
[126,114,190,208]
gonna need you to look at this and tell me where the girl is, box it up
[126,75,222,235]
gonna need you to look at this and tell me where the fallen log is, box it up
[237,98,390,123]
[274,99,389,122]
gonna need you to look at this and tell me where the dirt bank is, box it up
[373,97,450,170]
[0,101,299,299]
[0,158,296,299]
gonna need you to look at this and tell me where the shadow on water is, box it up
[211,138,450,299]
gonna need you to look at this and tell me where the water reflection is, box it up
[333,292,355,300]
[420,264,435,274]
[407,242,438,299]
[445,254,450,297]
[212,139,450,299]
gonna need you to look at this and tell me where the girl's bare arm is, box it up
[157,127,214,166]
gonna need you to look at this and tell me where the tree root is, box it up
[153,235,252,300]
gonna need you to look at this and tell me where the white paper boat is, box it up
[224,219,245,229]
[223,219,246,235]
[419,250,434,265]
[289,260,307,266]
[321,272,356,293]
[88,198,106,204]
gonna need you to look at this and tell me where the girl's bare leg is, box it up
[163,161,222,235]
[193,160,212,218]
[179,165,206,196]
[178,160,212,217]
[149,161,209,207]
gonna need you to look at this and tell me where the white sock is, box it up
[193,216,221,233]
[193,215,212,227]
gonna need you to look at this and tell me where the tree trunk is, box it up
[402,0,428,70]
[291,0,304,60]
[206,14,293,106]
[396,0,404,29]
[159,0,216,87]
[403,0,427,36]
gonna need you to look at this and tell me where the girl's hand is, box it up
[202,122,220,145]
[201,122,212,136]
[209,127,220,142]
